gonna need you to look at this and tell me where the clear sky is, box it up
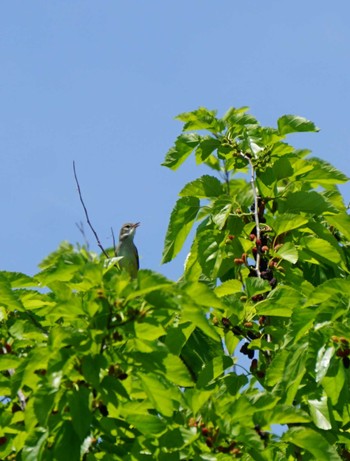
[1,1,349,280]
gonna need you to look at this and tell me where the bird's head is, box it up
[119,222,140,241]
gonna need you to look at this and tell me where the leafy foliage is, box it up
[1,106,350,460]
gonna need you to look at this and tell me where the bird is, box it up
[115,222,140,278]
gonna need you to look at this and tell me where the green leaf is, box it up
[135,319,166,341]
[280,191,332,214]
[265,350,289,387]
[308,396,332,430]
[162,197,200,263]
[176,107,224,133]
[31,387,55,427]
[277,115,319,135]
[127,270,173,300]
[197,356,234,388]
[257,286,303,317]
[53,421,81,461]
[81,354,107,388]
[272,213,309,236]
[267,405,311,425]
[0,271,38,288]
[315,345,335,383]
[185,388,215,414]
[179,175,223,198]
[0,355,21,371]
[326,213,350,241]
[162,133,200,170]
[211,197,233,229]
[184,282,225,309]
[302,157,349,185]
[67,387,92,440]
[21,428,48,461]
[126,414,166,435]
[139,374,177,417]
[9,319,47,342]
[283,427,340,461]
[182,304,220,341]
[276,241,299,264]
[195,137,221,163]
[272,157,294,180]
[165,322,194,356]
[197,229,227,278]
[0,273,24,311]
[215,279,242,297]
[245,278,271,298]
[163,354,194,387]
[300,236,341,265]
[321,359,346,405]
[225,330,240,355]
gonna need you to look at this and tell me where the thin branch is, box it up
[240,153,261,277]
[73,161,109,258]
[111,227,117,256]
[76,221,90,249]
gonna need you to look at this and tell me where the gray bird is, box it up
[115,222,140,278]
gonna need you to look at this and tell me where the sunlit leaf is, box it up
[315,345,335,383]
[272,213,309,236]
[197,356,234,388]
[276,241,299,264]
[280,191,332,214]
[245,278,271,298]
[308,396,332,430]
[176,107,224,133]
[162,196,199,263]
[215,279,242,297]
[277,115,319,135]
[162,133,200,170]
[139,374,177,417]
[326,213,350,241]
[179,175,223,198]
[283,427,340,461]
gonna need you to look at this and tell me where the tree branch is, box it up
[76,221,90,250]
[111,227,116,256]
[240,153,261,277]
[73,161,109,258]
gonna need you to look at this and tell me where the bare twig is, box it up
[240,153,261,277]
[111,227,116,256]
[73,161,109,258]
[76,221,90,249]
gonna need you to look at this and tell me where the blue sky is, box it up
[1,1,349,280]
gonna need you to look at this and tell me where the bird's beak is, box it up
[133,222,140,229]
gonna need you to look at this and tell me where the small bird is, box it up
[115,222,140,278]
